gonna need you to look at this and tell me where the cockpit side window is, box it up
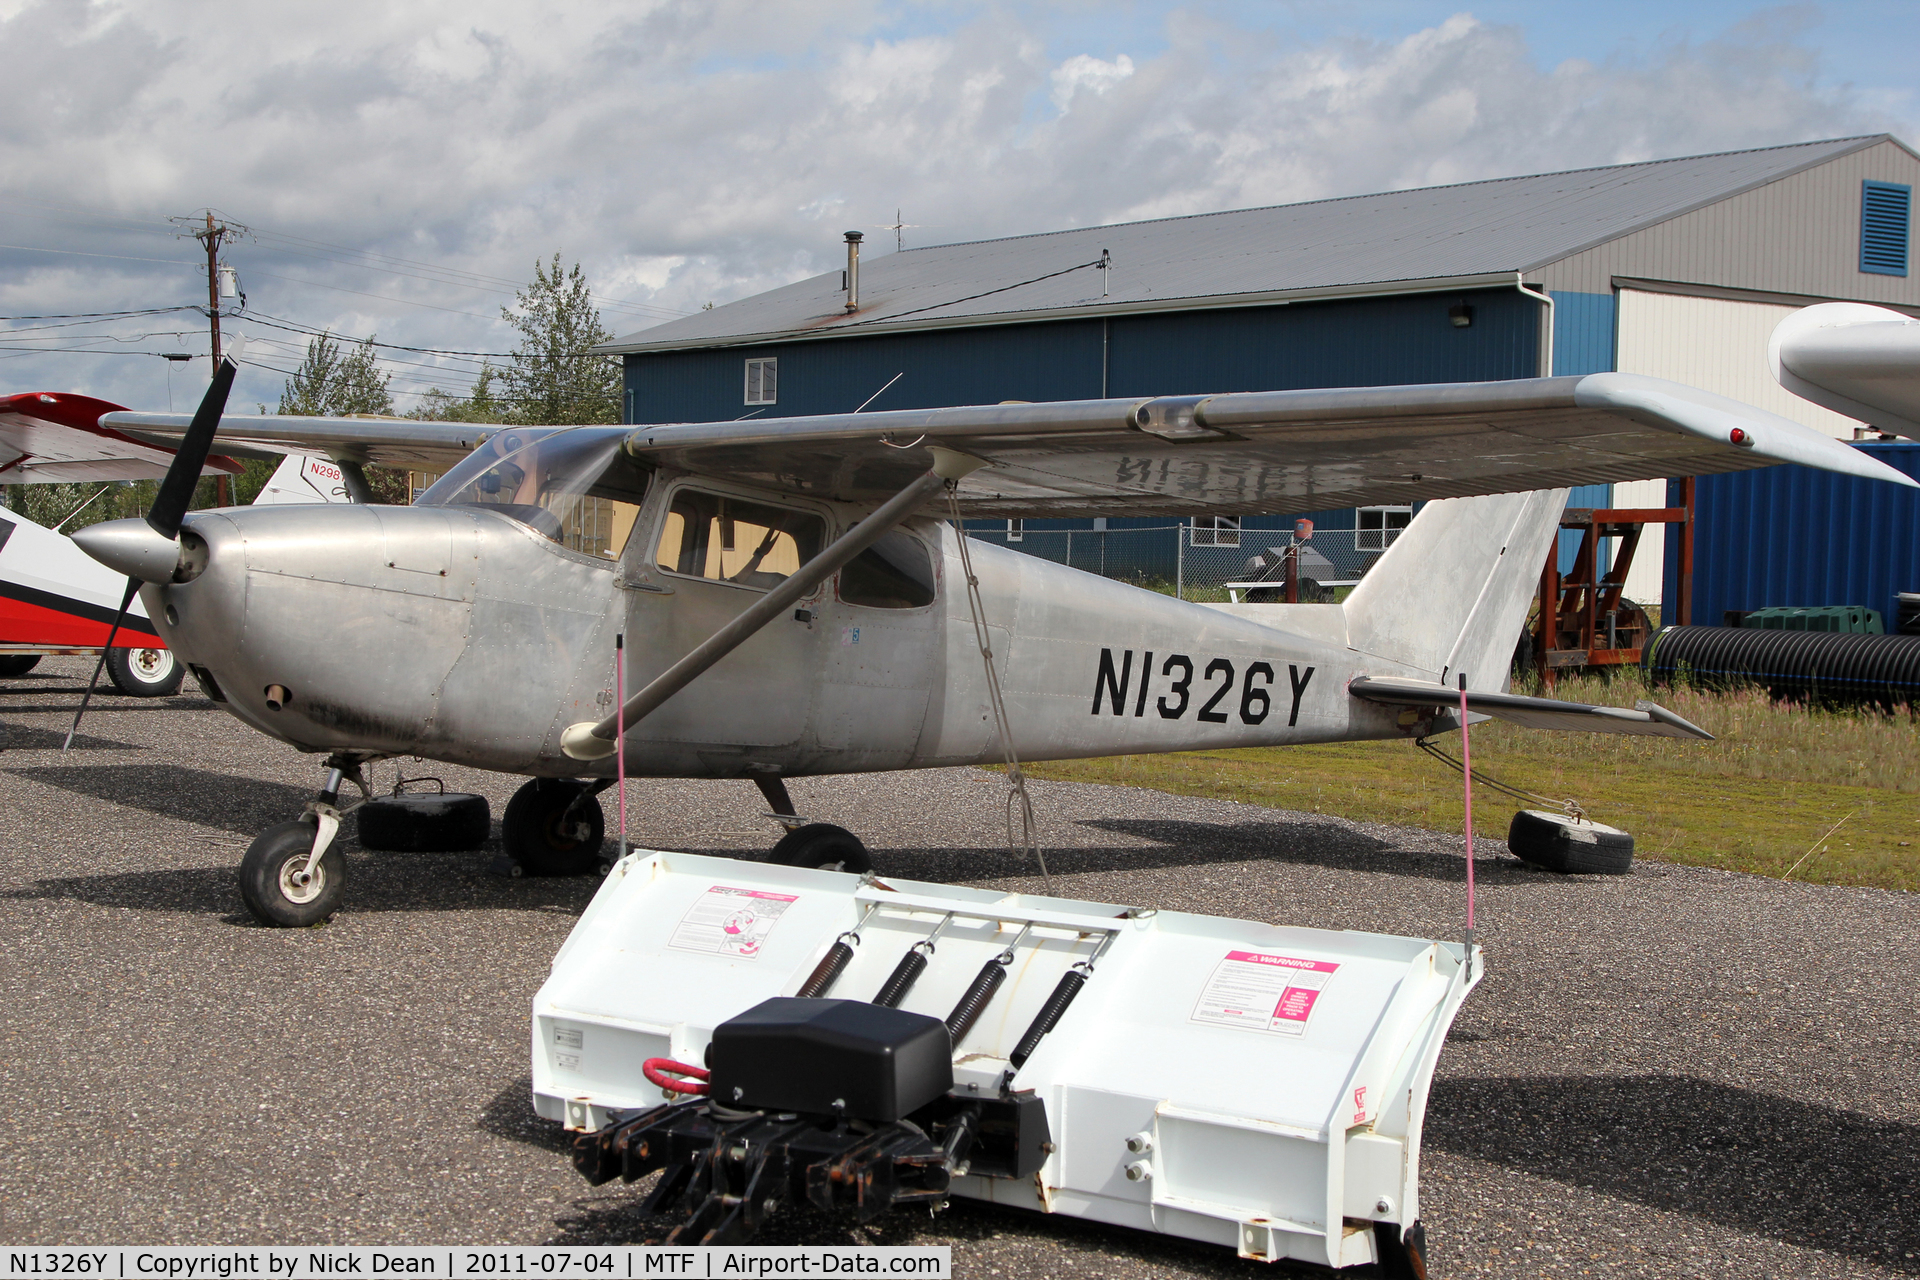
[839,530,936,609]
[655,489,825,590]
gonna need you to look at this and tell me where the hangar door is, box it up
[1612,289,1867,604]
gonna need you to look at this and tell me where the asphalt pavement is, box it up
[1,657,1916,1278]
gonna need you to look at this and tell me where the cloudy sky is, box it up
[2,0,1915,414]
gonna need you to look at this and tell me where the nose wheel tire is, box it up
[239,819,345,927]
[766,823,873,874]
[503,779,606,877]
[104,646,185,697]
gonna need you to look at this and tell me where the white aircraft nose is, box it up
[71,517,181,583]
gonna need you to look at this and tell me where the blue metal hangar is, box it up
[601,134,1920,613]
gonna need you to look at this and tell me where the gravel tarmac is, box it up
[1,656,1916,1278]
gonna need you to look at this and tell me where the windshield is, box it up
[415,426,650,558]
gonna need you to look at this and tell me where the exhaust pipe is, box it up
[843,231,863,313]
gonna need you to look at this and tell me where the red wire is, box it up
[1458,675,1476,936]
[642,1057,710,1096]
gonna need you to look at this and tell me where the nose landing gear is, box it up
[239,754,371,927]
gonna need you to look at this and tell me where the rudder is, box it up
[1342,490,1567,689]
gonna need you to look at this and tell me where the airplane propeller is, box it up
[63,340,244,751]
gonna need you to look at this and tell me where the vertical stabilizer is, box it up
[1343,490,1567,690]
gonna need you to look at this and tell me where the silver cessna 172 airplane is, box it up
[67,347,1914,926]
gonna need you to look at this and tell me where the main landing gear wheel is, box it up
[239,819,345,927]
[766,823,873,874]
[503,778,606,877]
[1507,809,1634,875]
[356,787,491,852]
[104,646,185,697]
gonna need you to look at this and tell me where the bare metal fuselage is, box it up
[150,469,1430,780]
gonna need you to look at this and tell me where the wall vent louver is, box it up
[1860,180,1910,277]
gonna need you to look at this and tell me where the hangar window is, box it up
[1356,505,1413,552]
[840,530,936,609]
[1190,515,1240,547]
[1861,181,1910,277]
[656,488,823,590]
[745,358,779,405]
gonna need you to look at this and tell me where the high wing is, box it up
[101,371,1912,513]
[98,408,486,474]
[0,392,243,483]
[1348,676,1713,740]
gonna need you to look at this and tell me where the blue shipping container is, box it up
[1666,442,1920,626]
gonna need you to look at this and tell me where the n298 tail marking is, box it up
[1092,648,1311,727]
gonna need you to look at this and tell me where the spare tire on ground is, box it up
[1507,809,1634,875]
[357,789,492,852]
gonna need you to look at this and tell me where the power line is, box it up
[0,306,199,322]
[245,226,688,320]
[244,311,614,360]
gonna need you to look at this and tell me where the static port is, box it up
[264,684,291,710]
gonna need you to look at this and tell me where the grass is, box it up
[1018,669,1920,891]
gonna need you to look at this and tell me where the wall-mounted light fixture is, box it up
[1448,304,1474,328]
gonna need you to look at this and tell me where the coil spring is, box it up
[873,948,929,1008]
[797,940,855,998]
[1009,968,1087,1067]
[944,959,1008,1042]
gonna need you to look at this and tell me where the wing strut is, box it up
[560,448,984,760]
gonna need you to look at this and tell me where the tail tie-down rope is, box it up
[1414,738,1589,824]
[946,488,1051,890]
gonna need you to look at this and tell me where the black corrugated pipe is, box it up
[1644,625,1920,707]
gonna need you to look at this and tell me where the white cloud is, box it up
[1050,52,1135,111]
[0,2,1902,412]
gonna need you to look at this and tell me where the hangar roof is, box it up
[603,135,1905,354]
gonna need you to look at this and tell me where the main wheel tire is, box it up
[239,819,345,927]
[356,791,491,852]
[1507,809,1634,875]
[503,779,605,877]
[0,654,41,677]
[766,823,873,874]
[104,646,185,697]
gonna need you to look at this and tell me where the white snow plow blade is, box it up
[534,851,1479,1268]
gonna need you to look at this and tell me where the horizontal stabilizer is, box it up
[1348,676,1713,740]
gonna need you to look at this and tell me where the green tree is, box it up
[408,363,509,423]
[500,254,621,425]
[278,332,405,502]
[279,332,393,417]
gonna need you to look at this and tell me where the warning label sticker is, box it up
[667,885,799,960]
[1191,950,1340,1036]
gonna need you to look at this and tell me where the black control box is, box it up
[707,997,953,1122]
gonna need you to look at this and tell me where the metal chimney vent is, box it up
[843,231,863,313]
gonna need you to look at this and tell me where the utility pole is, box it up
[171,211,249,505]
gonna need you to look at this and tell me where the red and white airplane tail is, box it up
[0,392,352,691]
